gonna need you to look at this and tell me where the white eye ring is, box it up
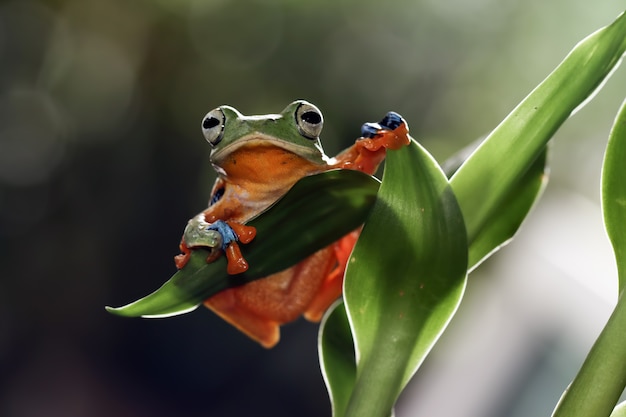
[295,102,323,139]
[201,108,225,146]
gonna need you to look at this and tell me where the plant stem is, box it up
[552,291,626,417]
[344,354,399,417]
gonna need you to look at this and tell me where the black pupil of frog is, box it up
[301,111,321,125]
[203,116,220,130]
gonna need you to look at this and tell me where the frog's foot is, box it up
[175,214,223,269]
[175,239,221,270]
[332,112,411,174]
[226,221,257,244]
[175,215,256,274]
[204,289,280,348]
[208,220,257,275]
[359,111,411,151]
[174,241,192,269]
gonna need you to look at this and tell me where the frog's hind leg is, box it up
[204,247,335,348]
[303,230,360,322]
[204,289,281,349]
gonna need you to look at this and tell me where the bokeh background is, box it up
[1,0,625,416]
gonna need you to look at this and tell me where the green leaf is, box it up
[610,401,626,417]
[551,295,626,417]
[442,140,549,269]
[467,147,548,269]
[319,301,357,417]
[318,146,547,417]
[450,11,626,252]
[603,98,626,293]
[106,169,379,317]
[551,99,626,417]
[319,12,626,416]
[341,140,468,417]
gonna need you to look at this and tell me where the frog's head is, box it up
[201,100,328,166]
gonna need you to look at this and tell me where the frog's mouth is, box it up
[210,133,328,165]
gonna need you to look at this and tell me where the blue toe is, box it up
[361,122,382,138]
[379,111,404,130]
[207,219,238,250]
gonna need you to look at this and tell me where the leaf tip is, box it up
[105,305,128,317]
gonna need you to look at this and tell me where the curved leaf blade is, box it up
[603,98,626,292]
[467,147,548,269]
[551,295,626,417]
[319,301,356,417]
[442,140,549,270]
[342,140,468,417]
[106,169,380,317]
[551,99,626,417]
[319,147,548,416]
[451,11,626,251]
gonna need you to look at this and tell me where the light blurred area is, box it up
[0,0,624,416]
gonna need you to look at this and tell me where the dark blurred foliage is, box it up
[0,0,624,416]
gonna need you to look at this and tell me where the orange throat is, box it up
[216,145,327,187]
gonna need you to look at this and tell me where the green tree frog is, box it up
[175,100,410,348]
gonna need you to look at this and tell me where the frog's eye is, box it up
[202,108,225,146]
[295,102,323,139]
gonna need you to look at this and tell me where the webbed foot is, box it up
[175,215,256,274]
[359,111,411,150]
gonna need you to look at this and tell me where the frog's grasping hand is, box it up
[175,216,256,274]
[174,101,410,347]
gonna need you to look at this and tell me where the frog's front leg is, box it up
[332,111,411,175]
[174,213,256,274]
[174,214,222,269]
[212,218,257,275]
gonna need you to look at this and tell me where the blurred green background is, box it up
[1,0,625,416]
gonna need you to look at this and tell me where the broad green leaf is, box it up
[451,11,626,250]
[106,169,379,317]
[319,147,547,416]
[342,140,468,417]
[552,99,626,417]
